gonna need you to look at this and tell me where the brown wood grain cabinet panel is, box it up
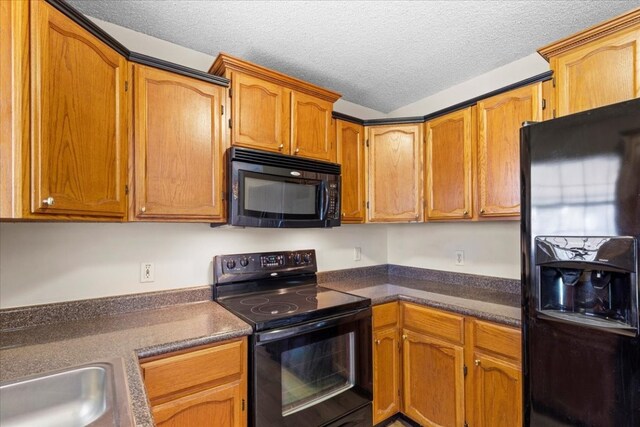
[30,0,127,217]
[132,65,225,221]
[471,353,522,427]
[552,26,640,116]
[476,83,541,218]
[471,319,521,360]
[152,381,244,427]
[367,124,422,222]
[402,303,464,345]
[424,108,473,220]
[337,120,366,223]
[373,326,401,424]
[291,91,335,162]
[402,329,465,427]
[231,72,288,153]
[373,302,399,329]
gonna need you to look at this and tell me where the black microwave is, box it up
[228,147,341,228]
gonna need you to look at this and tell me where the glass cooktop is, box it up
[217,284,370,331]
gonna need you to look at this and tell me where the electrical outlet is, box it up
[354,247,362,261]
[140,262,155,283]
[455,250,465,266]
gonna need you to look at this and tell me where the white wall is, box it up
[386,222,521,279]
[0,223,387,308]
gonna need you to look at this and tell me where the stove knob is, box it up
[303,253,311,263]
[293,253,302,264]
[226,259,236,269]
[239,257,249,267]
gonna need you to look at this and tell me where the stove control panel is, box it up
[213,250,317,284]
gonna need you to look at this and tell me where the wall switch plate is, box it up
[455,250,465,266]
[354,247,362,261]
[140,262,154,283]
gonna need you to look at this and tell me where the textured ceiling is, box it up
[67,1,639,113]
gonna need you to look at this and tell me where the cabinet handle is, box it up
[474,359,481,366]
[375,339,381,345]
[278,144,284,151]
[42,197,55,206]
[294,147,300,154]
[140,207,146,213]
[402,334,408,340]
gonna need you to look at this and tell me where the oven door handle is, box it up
[255,308,371,344]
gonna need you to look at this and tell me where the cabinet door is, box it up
[552,26,640,116]
[373,326,400,424]
[291,91,335,162]
[133,65,224,221]
[337,120,365,223]
[476,83,541,217]
[402,329,465,427]
[368,125,422,222]
[152,381,244,427]
[424,108,473,220]
[30,1,127,217]
[231,72,288,153]
[471,353,522,427]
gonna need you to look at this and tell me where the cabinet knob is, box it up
[474,359,481,366]
[463,210,468,216]
[402,334,408,340]
[341,212,345,217]
[42,197,55,206]
[140,207,146,213]
[278,144,284,151]
[480,209,486,214]
[294,147,300,154]
[375,339,381,345]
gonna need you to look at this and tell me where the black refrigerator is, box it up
[521,98,640,427]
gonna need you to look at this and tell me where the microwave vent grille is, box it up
[231,147,341,175]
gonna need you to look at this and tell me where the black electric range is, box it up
[213,250,373,427]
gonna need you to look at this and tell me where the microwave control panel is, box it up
[327,183,339,219]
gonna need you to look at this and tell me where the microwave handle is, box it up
[321,181,330,218]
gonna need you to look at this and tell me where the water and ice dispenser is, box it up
[535,236,638,335]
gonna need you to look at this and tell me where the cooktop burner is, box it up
[213,250,371,331]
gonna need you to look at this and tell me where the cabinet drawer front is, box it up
[472,319,521,360]
[373,302,398,329]
[402,303,464,345]
[141,339,245,402]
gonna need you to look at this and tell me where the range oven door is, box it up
[252,308,372,427]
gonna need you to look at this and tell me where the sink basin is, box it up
[0,358,134,427]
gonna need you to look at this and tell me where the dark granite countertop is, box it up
[320,273,521,327]
[0,300,252,427]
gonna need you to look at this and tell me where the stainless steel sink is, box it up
[0,358,134,427]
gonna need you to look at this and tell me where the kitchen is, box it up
[1,1,639,426]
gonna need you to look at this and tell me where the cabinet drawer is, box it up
[373,302,398,329]
[402,303,464,345]
[472,319,521,360]
[141,338,245,402]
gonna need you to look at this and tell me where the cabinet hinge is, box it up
[229,118,233,129]
[125,81,129,92]
[464,365,468,377]
[229,88,233,98]
[125,185,129,195]
[464,422,469,427]
[552,109,557,119]
[221,105,224,115]
[242,399,245,411]
[552,77,556,88]
[366,201,369,209]
[365,138,369,147]
[541,99,546,110]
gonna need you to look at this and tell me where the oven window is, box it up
[281,332,355,416]
[242,173,319,218]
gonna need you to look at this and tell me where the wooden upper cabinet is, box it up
[231,72,288,153]
[210,53,341,162]
[476,83,541,218]
[337,120,366,223]
[538,8,640,116]
[291,91,335,162]
[367,124,422,222]
[424,108,474,221]
[30,0,127,217]
[132,65,225,222]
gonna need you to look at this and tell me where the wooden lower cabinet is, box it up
[140,337,247,427]
[372,302,522,427]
